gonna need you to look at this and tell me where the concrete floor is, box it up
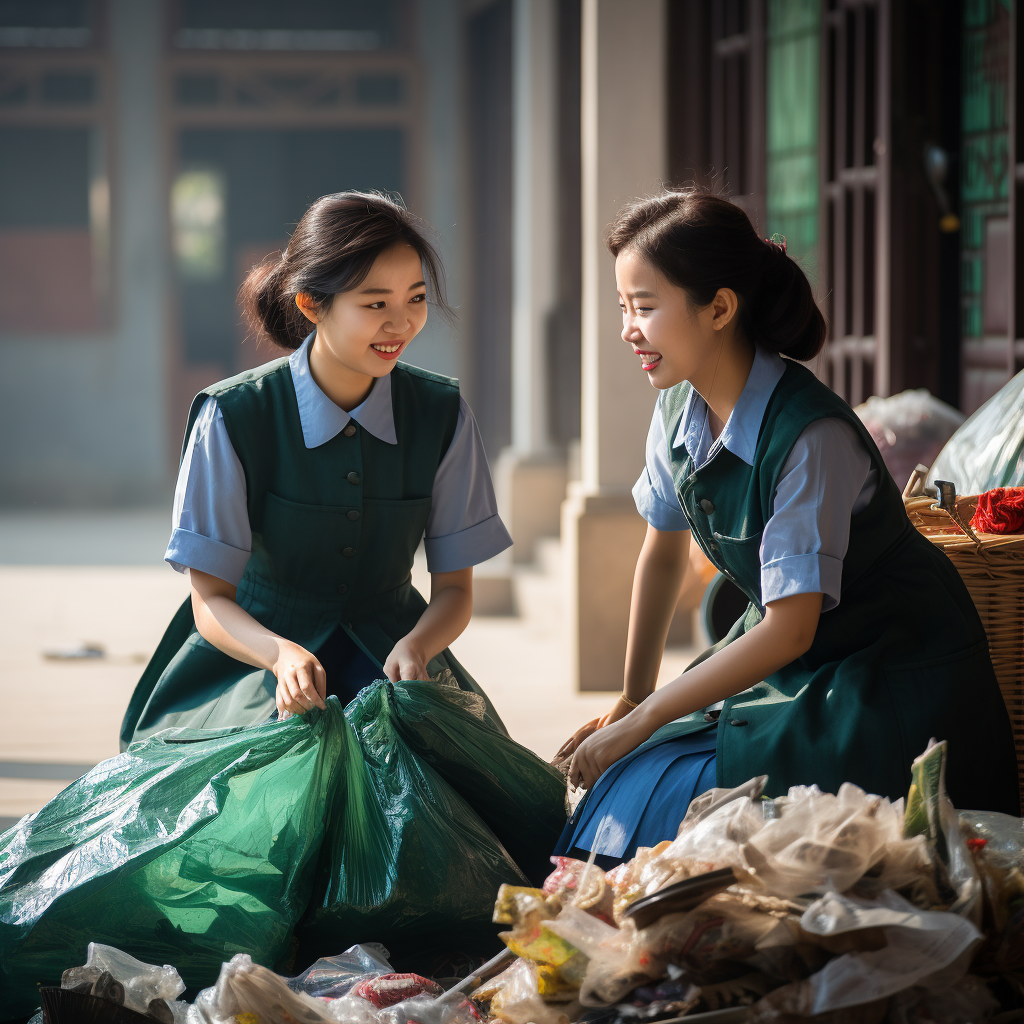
[0,510,700,830]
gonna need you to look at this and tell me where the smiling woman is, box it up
[0,192,567,988]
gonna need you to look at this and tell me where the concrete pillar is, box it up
[414,0,465,379]
[496,0,568,564]
[563,0,667,690]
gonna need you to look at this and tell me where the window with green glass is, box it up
[960,0,1011,342]
[765,0,820,280]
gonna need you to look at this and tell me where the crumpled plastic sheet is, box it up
[854,388,964,489]
[188,952,345,1024]
[929,367,1024,492]
[62,942,190,1022]
[288,942,394,999]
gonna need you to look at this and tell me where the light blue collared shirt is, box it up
[632,345,878,612]
[167,336,512,583]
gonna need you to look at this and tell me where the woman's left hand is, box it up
[569,714,649,790]
[384,637,429,682]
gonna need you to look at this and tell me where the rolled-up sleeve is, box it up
[165,398,252,585]
[423,397,513,573]
[632,399,691,531]
[760,417,874,611]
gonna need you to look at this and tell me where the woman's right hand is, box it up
[554,696,636,764]
[273,641,327,716]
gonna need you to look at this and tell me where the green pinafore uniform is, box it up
[121,358,503,750]
[651,360,1018,813]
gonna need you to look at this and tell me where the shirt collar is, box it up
[673,344,787,467]
[289,333,398,448]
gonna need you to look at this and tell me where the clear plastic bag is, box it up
[854,388,964,488]
[545,906,656,1007]
[188,953,340,1024]
[288,943,394,999]
[475,958,574,1024]
[928,368,1024,492]
[61,942,189,1022]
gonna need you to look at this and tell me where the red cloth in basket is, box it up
[970,487,1024,535]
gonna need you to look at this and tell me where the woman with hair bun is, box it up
[557,188,1018,867]
[123,191,514,740]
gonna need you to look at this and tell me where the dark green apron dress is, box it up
[624,360,1018,814]
[121,357,504,749]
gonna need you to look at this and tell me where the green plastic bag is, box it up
[299,680,540,964]
[0,682,568,1017]
[0,700,350,1019]
[384,679,567,884]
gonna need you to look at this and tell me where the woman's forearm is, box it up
[623,526,691,703]
[190,569,294,670]
[633,591,824,735]
[401,567,473,664]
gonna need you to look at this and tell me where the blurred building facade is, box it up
[2,0,1023,687]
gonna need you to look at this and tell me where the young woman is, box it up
[122,191,513,743]
[556,189,1019,868]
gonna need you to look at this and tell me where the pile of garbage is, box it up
[473,741,1024,1022]
[26,741,1024,1024]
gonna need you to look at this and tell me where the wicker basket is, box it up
[903,480,1024,809]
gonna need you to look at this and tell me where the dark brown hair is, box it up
[240,191,453,350]
[607,188,827,361]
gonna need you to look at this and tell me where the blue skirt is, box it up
[554,726,718,864]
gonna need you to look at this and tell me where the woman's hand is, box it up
[569,713,649,790]
[273,641,327,716]
[554,696,636,763]
[384,636,429,682]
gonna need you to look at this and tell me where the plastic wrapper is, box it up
[604,781,768,922]
[782,889,983,1013]
[493,885,560,928]
[61,942,189,1023]
[854,388,964,488]
[741,783,905,898]
[299,682,531,964]
[351,973,443,1008]
[0,701,348,1019]
[375,992,484,1024]
[288,943,394,999]
[902,740,981,922]
[546,906,658,1006]
[476,958,576,1024]
[542,859,614,921]
[960,811,1024,974]
[929,368,1024,493]
[188,953,341,1024]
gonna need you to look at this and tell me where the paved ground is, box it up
[0,510,700,829]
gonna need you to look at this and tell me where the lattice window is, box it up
[818,0,886,406]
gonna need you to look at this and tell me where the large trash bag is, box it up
[0,700,350,1019]
[384,680,567,885]
[299,680,539,964]
[928,368,1024,492]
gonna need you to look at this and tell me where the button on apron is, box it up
[347,510,360,521]
[343,423,357,437]
[347,471,360,485]
[699,498,716,514]
[337,584,348,595]
[342,546,355,557]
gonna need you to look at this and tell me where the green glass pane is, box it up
[766,0,820,267]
